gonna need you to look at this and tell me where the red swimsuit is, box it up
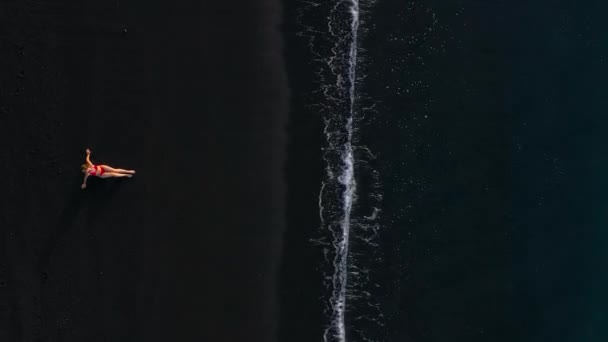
[89,165,105,177]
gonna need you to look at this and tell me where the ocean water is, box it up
[281,0,608,341]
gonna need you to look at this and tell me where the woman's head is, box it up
[81,164,90,173]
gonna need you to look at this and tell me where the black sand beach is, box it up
[5,0,608,341]
[1,0,287,341]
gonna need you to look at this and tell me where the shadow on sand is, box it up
[37,176,127,276]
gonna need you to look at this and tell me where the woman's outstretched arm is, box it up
[85,148,93,167]
[81,174,89,189]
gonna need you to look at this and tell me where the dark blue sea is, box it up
[280,1,608,341]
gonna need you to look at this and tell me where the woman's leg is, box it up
[101,165,135,174]
[100,172,133,178]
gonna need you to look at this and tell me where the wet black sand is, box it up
[1,0,287,341]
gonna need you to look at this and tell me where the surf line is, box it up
[323,0,360,341]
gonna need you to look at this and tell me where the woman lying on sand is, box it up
[81,148,136,189]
